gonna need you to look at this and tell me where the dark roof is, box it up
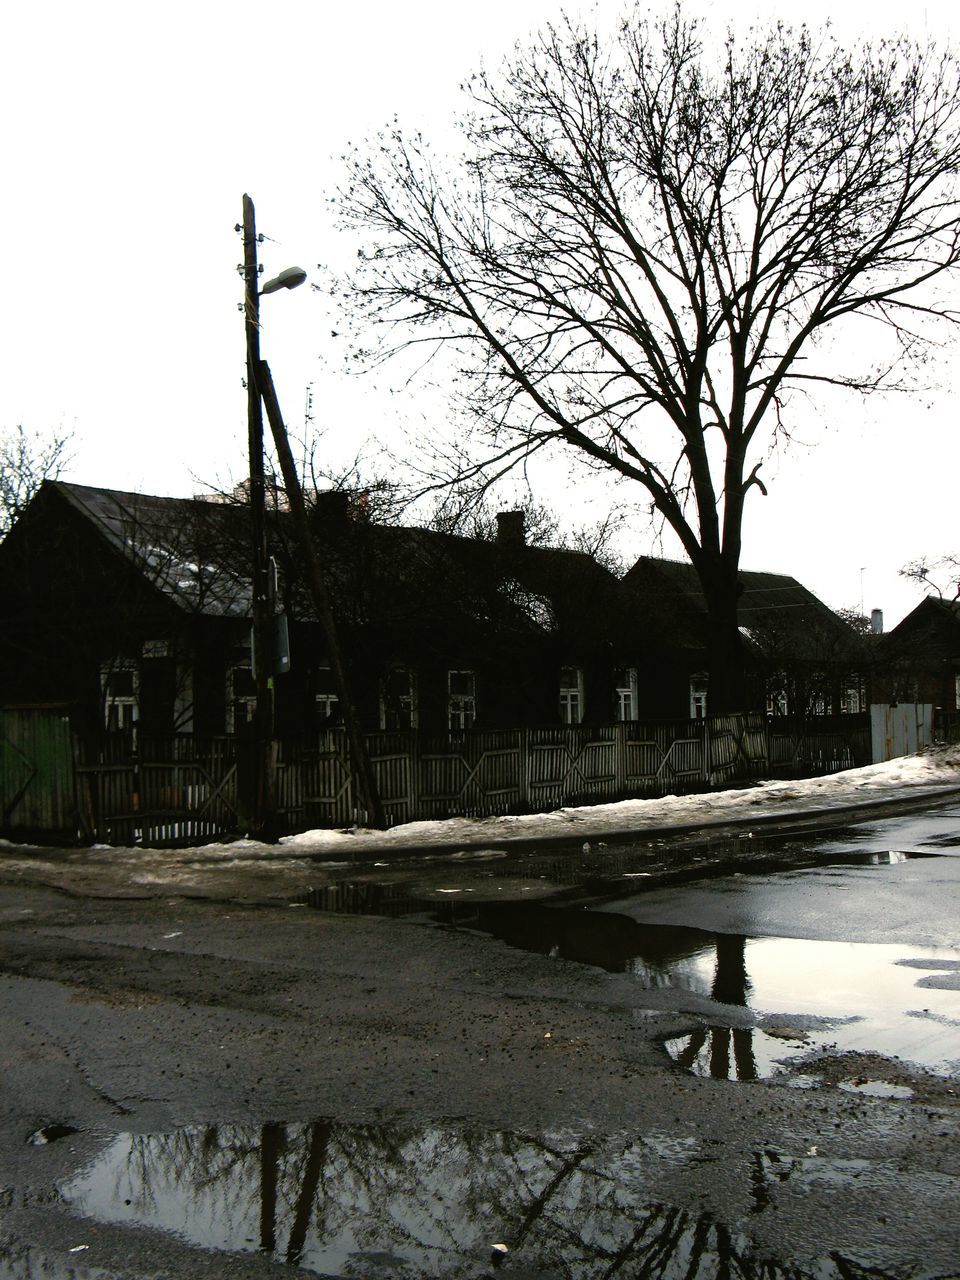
[881,595,960,661]
[19,485,853,663]
[29,482,635,653]
[622,556,860,661]
[52,481,252,617]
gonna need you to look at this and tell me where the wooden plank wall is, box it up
[768,714,871,776]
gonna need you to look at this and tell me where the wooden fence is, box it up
[1,711,870,849]
[3,709,871,846]
[935,709,960,745]
[74,733,249,847]
[767,714,871,777]
[300,716,771,829]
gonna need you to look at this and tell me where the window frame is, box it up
[225,664,256,734]
[100,659,139,732]
[314,664,340,724]
[559,666,584,725]
[380,666,418,731]
[614,667,638,722]
[447,669,477,731]
[689,672,708,720]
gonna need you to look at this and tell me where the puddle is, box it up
[301,838,936,921]
[303,878,960,1081]
[300,829,960,1083]
[837,1079,914,1100]
[408,902,960,1078]
[58,1120,916,1279]
[649,933,960,1080]
[29,1123,81,1145]
[663,1026,820,1082]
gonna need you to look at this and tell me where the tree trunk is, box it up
[702,576,747,716]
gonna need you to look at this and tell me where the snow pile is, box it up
[272,746,960,859]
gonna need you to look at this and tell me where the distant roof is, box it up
[881,594,960,660]
[622,555,860,660]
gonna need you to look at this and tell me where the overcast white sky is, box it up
[3,0,959,628]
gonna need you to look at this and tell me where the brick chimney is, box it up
[313,490,352,526]
[496,510,526,546]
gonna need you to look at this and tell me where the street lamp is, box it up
[240,194,385,833]
[260,266,308,296]
[241,193,305,840]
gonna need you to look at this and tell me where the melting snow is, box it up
[10,748,957,862]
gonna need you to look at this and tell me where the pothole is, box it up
[29,1123,81,1145]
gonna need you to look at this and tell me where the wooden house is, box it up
[872,597,960,710]
[0,482,651,739]
[621,556,868,719]
[1,483,864,738]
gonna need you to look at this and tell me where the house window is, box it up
[766,677,788,717]
[101,661,139,732]
[142,638,171,658]
[448,670,476,730]
[841,683,862,715]
[689,673,708,720]
[315,665,340,724]
[381,667,417,731]
[559,666,584,725]
[614,667,638,722]
[954,673,960,711]
[226,665,256,734]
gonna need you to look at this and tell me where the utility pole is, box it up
[258,359,386,829]
[242,193,278,840]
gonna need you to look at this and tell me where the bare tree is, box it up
[900,554,960,602]
[338,8,960,711]
[0,424,72,537]
[834,607,873,637]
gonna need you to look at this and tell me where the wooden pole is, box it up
[257,359,387,829]
[242,194,279,840]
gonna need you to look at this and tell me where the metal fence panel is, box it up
[870,704,933,763]
[0,706,76,839]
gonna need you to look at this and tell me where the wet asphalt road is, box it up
[0,802,959,1278]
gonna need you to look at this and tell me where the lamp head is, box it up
[260,266,307,296]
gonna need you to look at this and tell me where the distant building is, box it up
[872,597,960,710]
[622,557,869,720]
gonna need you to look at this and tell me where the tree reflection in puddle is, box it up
[656,932,960,1080]
[455,904,960,1079]
[61,1120,900,1279]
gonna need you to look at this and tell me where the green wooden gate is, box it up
[0,705,77,841]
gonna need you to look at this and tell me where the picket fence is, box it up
[56,712,869,847]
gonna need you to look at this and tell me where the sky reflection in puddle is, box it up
[301,826,960,1084]
[59,1120,923,1279]
[651,934,960,1079]
[438,900,960,1078]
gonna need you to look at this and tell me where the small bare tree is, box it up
[0,424,73,538]
[339,8,960,711]
[901,555,960,602]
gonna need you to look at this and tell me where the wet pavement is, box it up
[1,801,960,1278]
[298,809,960,1088]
